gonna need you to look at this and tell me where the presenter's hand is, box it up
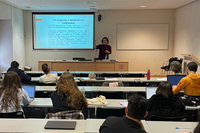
[105,50,110,54]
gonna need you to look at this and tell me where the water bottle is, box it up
[147,69,150,80]
[81,87,86,96]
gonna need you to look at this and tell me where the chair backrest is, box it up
[149,115,187,121]
[45,110,84,119]
[0,111,24,118]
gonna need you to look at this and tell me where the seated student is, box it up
[50,71,88,113]
[147,81,185,119]
[7,61,31,84]
[99,94,148,133]
[39,63,58,84]
[173,62,200,96]
[170,61,182,75]
[0,71,33,113]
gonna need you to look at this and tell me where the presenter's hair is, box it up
[127,94,147,120]
[170,61,182,73]
[187,62,198,72]
[42,63,50,74]
[101,37,109,43]
[56,72,88,109]
[0,71,22,112]
[11,61,19,68]
[156,81,173,98]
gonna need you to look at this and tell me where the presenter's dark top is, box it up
[99,116,146,133]
[51,91,71,113]
[96,44,112,59]
[7,67,31,84]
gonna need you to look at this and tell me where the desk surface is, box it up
[0,119,86,133]
[18,119,86,133]
[1,71,146,74]
[28,98,127,109]
[36,86,146,92]
[0,119,26,132]
[30,77,165,82]
[146,121,198,133]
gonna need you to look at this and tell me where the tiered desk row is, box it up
[0,118,197,133]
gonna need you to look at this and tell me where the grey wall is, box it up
[12,7,25,69]
[0,20,13,73]
[24,10,175,75]
[174,0,200,73]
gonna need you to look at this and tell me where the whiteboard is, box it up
[117,23,169,50]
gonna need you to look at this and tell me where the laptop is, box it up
[22,86,35,98]
[50,71,58,76]
[167,75,186,86]
[146,87,157,99]
[44,121,76,130]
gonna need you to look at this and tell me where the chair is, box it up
[149,115,187,121]
[0,111,24,118]
[45,110,84,119]
[161,57,178,76]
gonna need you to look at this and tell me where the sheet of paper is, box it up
[118,102,128,107]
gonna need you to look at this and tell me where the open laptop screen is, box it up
[146,87,157,99]
[167,75,186,86]
[22,86,35,98]
[50,71,58,76]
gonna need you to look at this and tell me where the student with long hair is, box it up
[39,63,58,84]
[50,71,88,113]
[0,71,33,113]
[147,81,185,119]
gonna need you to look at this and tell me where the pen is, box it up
[175,127,191,129]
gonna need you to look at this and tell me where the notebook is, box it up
[167,75,186,86]
[22,86,35,98]
[146,87,157,99]
[50,71,58,76]
[44,121,76,130]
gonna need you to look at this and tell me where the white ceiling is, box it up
[0,0,196,11]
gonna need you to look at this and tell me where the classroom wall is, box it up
[0,20,13,73]
[174,0,200,73]
[0,1,11,20]
[12,7,25,69]
[24,10,175,75]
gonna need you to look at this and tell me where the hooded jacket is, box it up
[7,67,31,84]
[173,74,200,96]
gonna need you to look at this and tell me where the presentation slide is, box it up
[32,13,94,50]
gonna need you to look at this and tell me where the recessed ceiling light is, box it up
[84,1,98,4]
[140,6,147,8]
